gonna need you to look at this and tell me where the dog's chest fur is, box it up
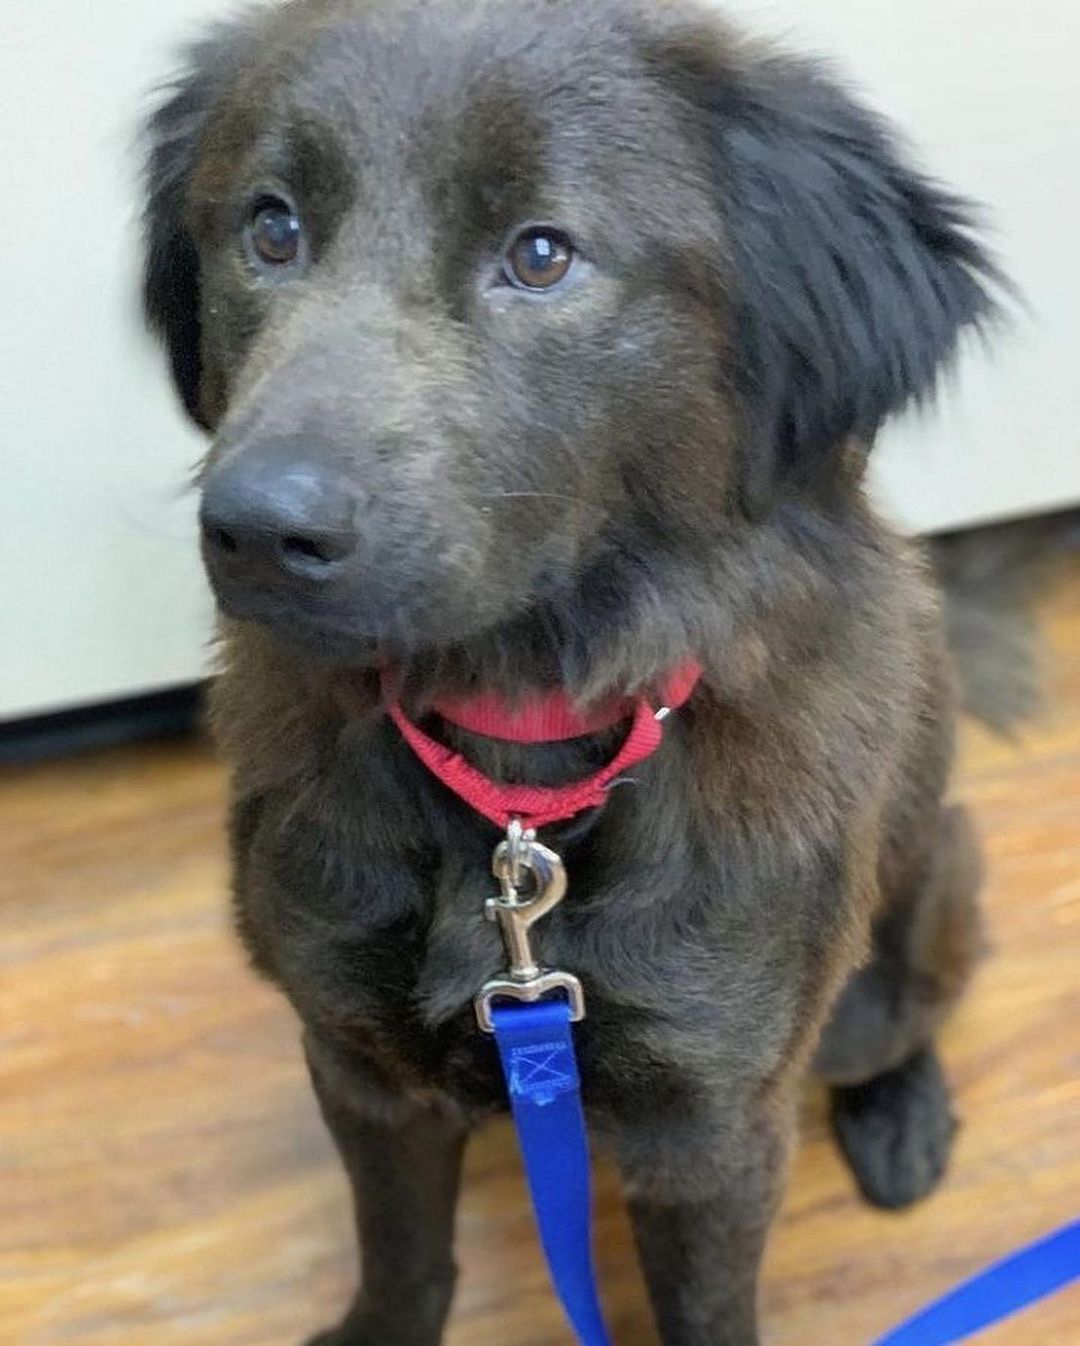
[228,699,879,1121]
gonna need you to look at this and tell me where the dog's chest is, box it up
[272,890,648,1109]
[253,814,703,1107]
[243,758,809,1113]
[311,915,701,1115]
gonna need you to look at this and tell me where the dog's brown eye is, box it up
[249,198,302,266]
[504,228,574,290]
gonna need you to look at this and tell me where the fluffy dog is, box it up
[142,1,997,1341]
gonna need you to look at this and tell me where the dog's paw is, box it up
[830,1046,958,1210]
[302,1321,372,1346]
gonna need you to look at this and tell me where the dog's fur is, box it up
[142,2,999,1341]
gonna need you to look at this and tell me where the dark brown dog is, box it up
[142,1,997,1341]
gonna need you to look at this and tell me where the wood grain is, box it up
[3,566,1078,1346]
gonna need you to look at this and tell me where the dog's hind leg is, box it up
[813,802,984,1209]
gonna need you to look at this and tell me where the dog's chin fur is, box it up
[142,2,1000,1342]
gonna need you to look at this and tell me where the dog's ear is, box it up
[142,23,253,429]
[662,39,1003,513]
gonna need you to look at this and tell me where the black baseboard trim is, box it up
[0,683,206,766]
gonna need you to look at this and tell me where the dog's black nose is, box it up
[200,439,359,588]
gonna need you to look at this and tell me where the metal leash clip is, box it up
[474,819,586,1033]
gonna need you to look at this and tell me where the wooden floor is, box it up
[4,569,1080,1346]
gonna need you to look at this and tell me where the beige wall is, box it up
[3,1,1078,717]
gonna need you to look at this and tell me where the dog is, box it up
[142,1,999,1341]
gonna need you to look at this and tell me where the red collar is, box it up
[382,660,702,832]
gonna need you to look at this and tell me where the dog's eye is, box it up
[248,198,302,267]
[504,228,574,291]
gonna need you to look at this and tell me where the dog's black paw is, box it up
[830,1046,958,1210]
[303,1321,372,1346]
[303,1310,420,1346]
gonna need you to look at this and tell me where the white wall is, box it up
[1,3,227,720]
[3,1,1078,718]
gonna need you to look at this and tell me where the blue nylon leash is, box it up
[491,999,613,1346]
[491,1001,1080,1346]
[873,1218,1080,1345]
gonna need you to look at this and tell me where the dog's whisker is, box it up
[471,490,598,510]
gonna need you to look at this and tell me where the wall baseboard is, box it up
[0,684,205,766]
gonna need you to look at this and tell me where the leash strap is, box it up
[491,999,613,1346]
[873,1218,1080,1345]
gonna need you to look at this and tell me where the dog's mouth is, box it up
[210,577,386,663]
[208,564,518,668]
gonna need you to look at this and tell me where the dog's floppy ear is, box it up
[686,46,1002,512]
[142,23,253,429]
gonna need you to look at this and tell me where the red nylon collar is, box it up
[382,660,702,831]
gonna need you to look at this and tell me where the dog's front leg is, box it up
[304,1039,467,1346]
[615,1098,795,1346]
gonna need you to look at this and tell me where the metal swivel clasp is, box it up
[474,820,586,1032]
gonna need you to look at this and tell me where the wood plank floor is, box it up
[3,567,1079,1346]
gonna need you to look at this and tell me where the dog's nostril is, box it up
[281,533,337,565]
[211,526,238,555]
[200,445,357,583]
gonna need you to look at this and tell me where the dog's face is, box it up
[145,0,993,666]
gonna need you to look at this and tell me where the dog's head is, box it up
[144,0,996,669]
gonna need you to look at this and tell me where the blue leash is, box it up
[873,1218,1080,1345]
[493,997,1080,1346]
[492,999,613,1346]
